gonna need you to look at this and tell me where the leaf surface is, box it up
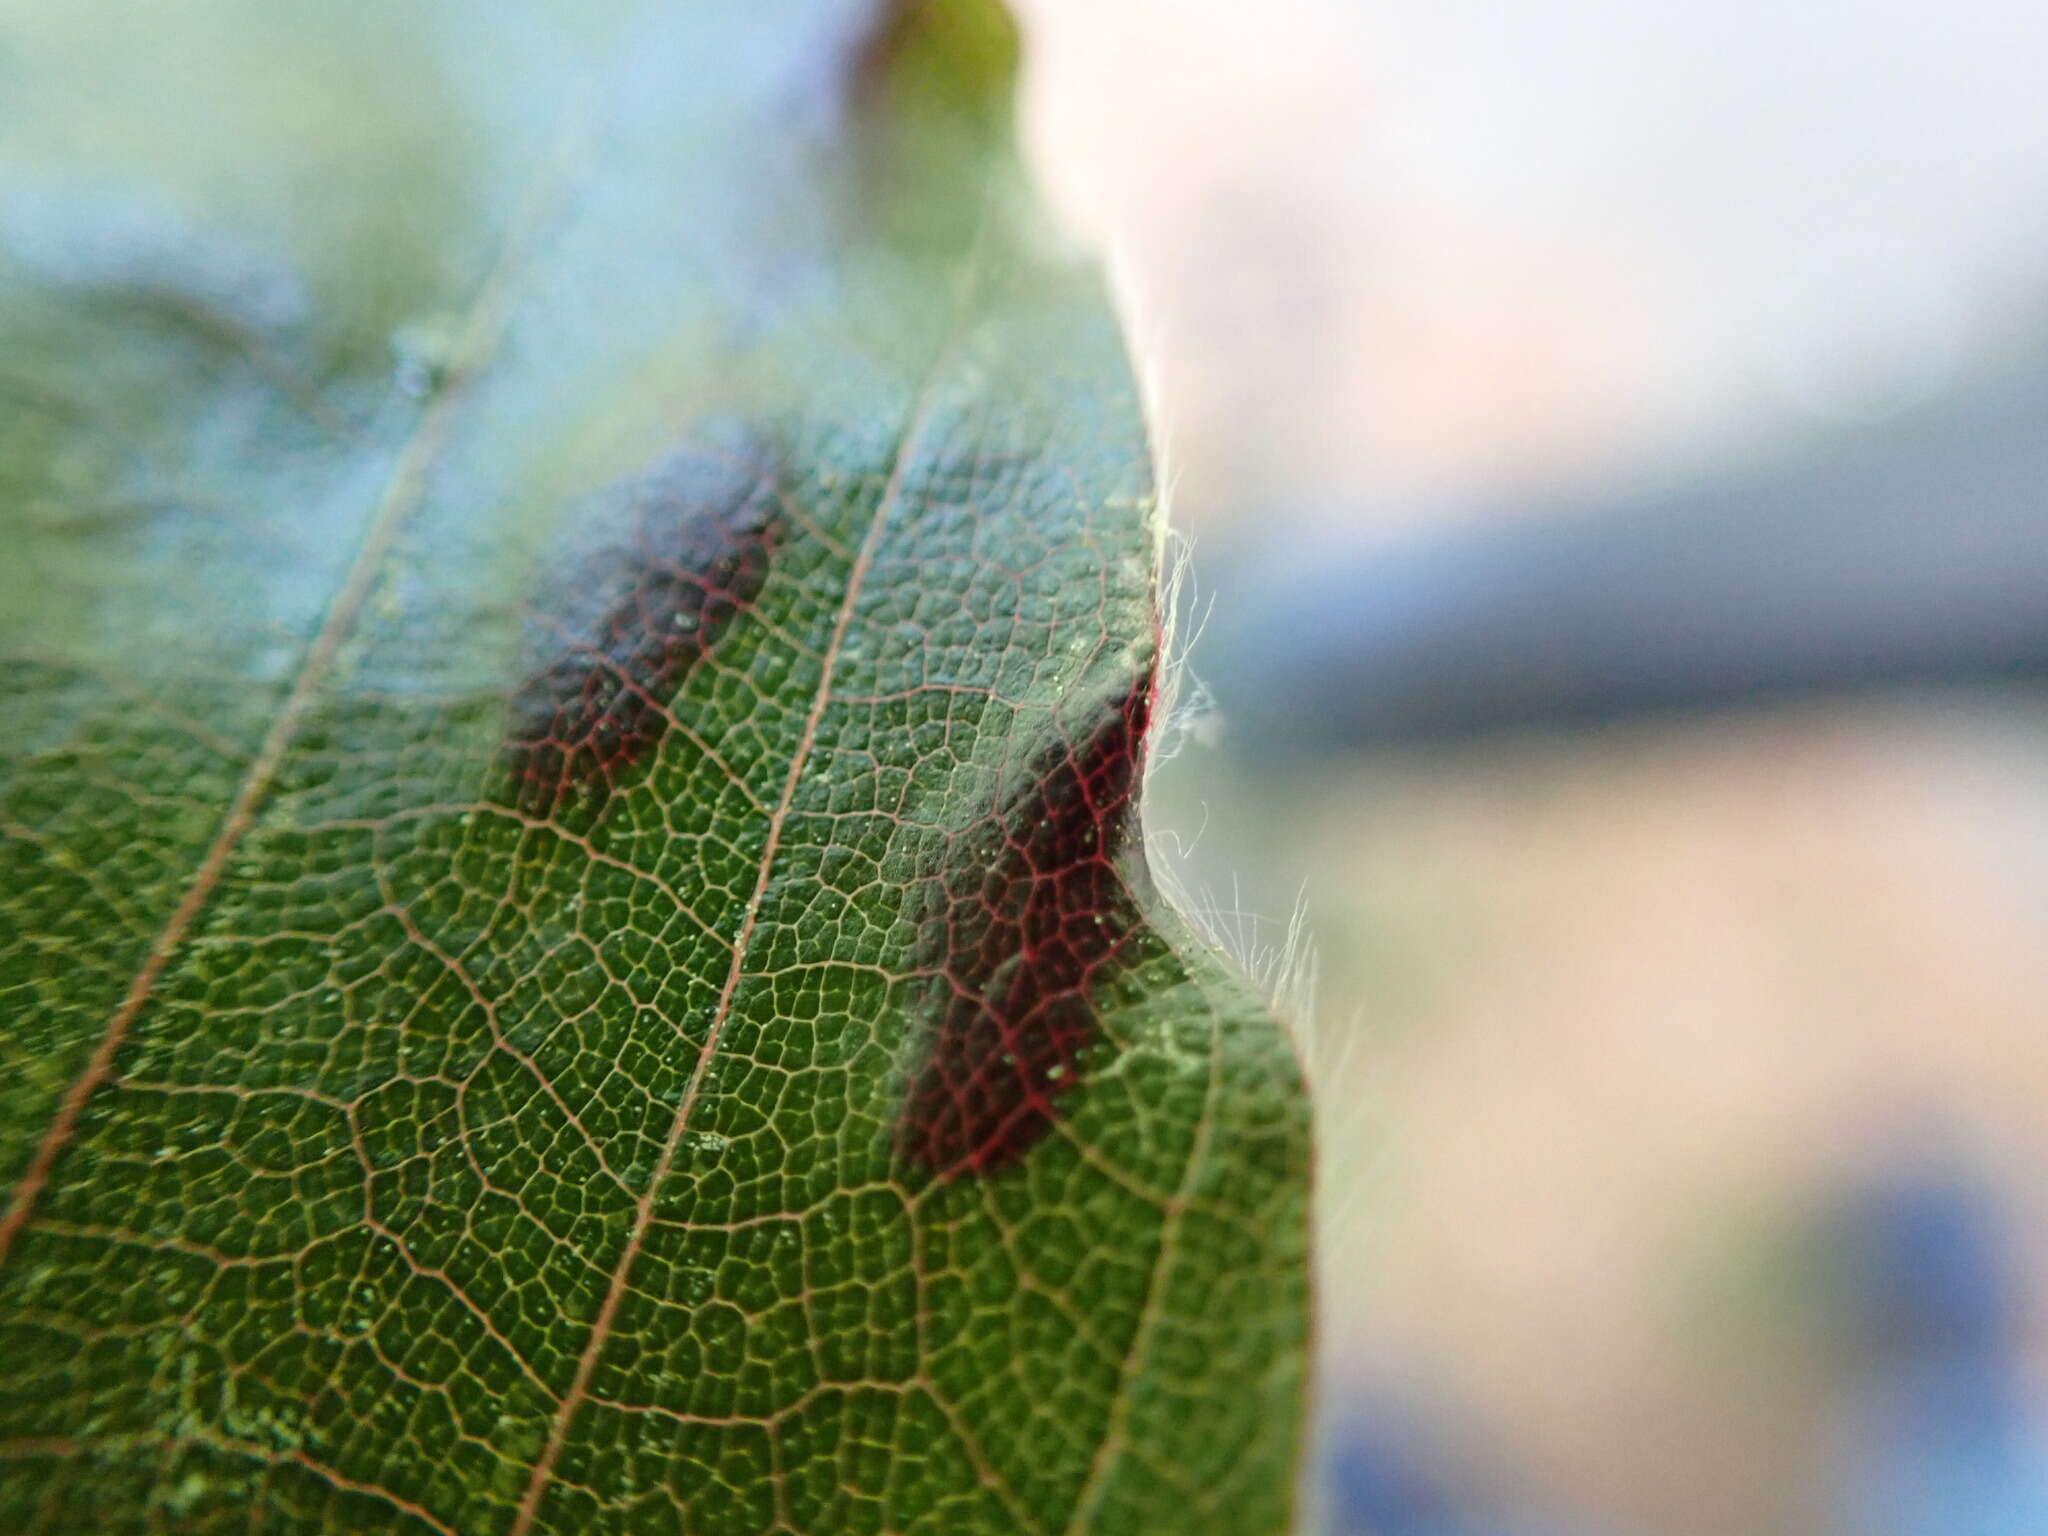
[0,2,1310,1532]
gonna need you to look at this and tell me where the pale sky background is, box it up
[1004,10,2048,1532]
[1012,0,2048,525]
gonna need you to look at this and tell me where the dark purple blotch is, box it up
[504,450,782,814]
[899,664,1157,1177]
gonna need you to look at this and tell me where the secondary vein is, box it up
[0,72,603,1273]
[507,231,988,1535]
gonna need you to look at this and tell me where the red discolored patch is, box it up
[504,454,781,813]
[899,665,1156,1178]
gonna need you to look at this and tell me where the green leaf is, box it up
[0,2,1311,1532]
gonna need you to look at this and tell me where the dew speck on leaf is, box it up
[503,445,783,814]
[899,663,1156,1177]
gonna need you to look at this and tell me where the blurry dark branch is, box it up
[1206,356,2048,752]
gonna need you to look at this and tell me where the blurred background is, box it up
[1009,2,2048,1533]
